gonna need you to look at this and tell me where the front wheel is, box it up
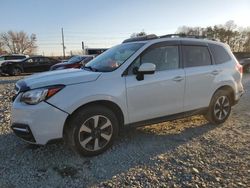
[204,90,232,125]
[65,105,119,156]
[10,67,22,76]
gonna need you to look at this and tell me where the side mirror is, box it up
[136,63,156,81]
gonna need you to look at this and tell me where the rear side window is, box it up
[183,46,212,67]
[209,44,231,64]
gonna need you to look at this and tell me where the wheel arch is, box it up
[211,85,235,105]
[63,100,125,137]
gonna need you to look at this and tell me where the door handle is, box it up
[172,76,184,82]
[211,70,221,76]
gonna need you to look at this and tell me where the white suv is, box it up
[11,35,244,156]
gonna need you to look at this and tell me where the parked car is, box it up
[0,54,28,73]
[1,56,59,75]
[11,34,244,156]
[239,58,250,73]
[50,55,94,71]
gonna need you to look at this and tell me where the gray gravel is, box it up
[0,74,249,187]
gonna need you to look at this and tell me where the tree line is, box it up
[131,20,250,53]
[177,20,250,52]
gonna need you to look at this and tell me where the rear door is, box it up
[182,42,215,111]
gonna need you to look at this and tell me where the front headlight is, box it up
[20,85,64,105]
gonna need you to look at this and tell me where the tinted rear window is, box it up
[183,46,212,67]
[209,44,231,64]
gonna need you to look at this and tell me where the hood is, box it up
[17,68,101,89]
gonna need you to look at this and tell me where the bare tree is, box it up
[0,41,4,54]
[0,31,37,55]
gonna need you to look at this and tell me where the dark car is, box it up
[239,58,250,73]
[1,56,59,76]
[50,55,94,71]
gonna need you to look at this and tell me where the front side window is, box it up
[128,45,179,74]
[183,46,212,67]
[24,58,34,63]
[84,43,145,72]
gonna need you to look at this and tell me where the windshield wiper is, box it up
[83,66,98,72]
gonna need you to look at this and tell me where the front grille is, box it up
[11,123,36,143]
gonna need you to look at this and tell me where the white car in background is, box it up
[11,34,244,156]
[0,54,28,66]
[0,54,28,73]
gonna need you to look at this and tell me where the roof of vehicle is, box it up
[0,54,28,57]
[122,34,225,46]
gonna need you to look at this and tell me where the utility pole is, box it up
[61,28,65,59]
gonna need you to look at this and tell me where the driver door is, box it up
[22,57,40,73]
[125,42,185,123]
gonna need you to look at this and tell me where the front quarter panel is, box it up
[47,73,129,124]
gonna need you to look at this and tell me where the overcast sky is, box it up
[1,0,250,56]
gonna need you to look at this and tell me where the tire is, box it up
[204,90,232,125]
[10,67,22,76]
[65,105,119,156]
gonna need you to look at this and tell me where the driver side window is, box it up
[128,45,179,75]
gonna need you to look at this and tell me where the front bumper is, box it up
[11,94,68,145]
[11,123,36,143]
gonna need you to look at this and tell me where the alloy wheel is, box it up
[78,115,113,151]
[213,96,230,120]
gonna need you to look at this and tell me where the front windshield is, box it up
[66,56,85,64]
[0,57,4,61]
[84,42,144,72]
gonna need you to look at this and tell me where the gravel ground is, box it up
[0,74,249,188]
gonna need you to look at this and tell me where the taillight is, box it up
[236,62,243,74]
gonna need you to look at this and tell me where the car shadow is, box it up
[0,117,219,187]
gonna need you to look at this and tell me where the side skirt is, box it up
[125,108,208,128]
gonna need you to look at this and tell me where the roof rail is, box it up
[122,34,158,43]
[160,34,207,39]
[160,34,218,41]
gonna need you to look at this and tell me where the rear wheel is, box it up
[65,105,119,156]
[10,67,22,76]
[204,90,232,125]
